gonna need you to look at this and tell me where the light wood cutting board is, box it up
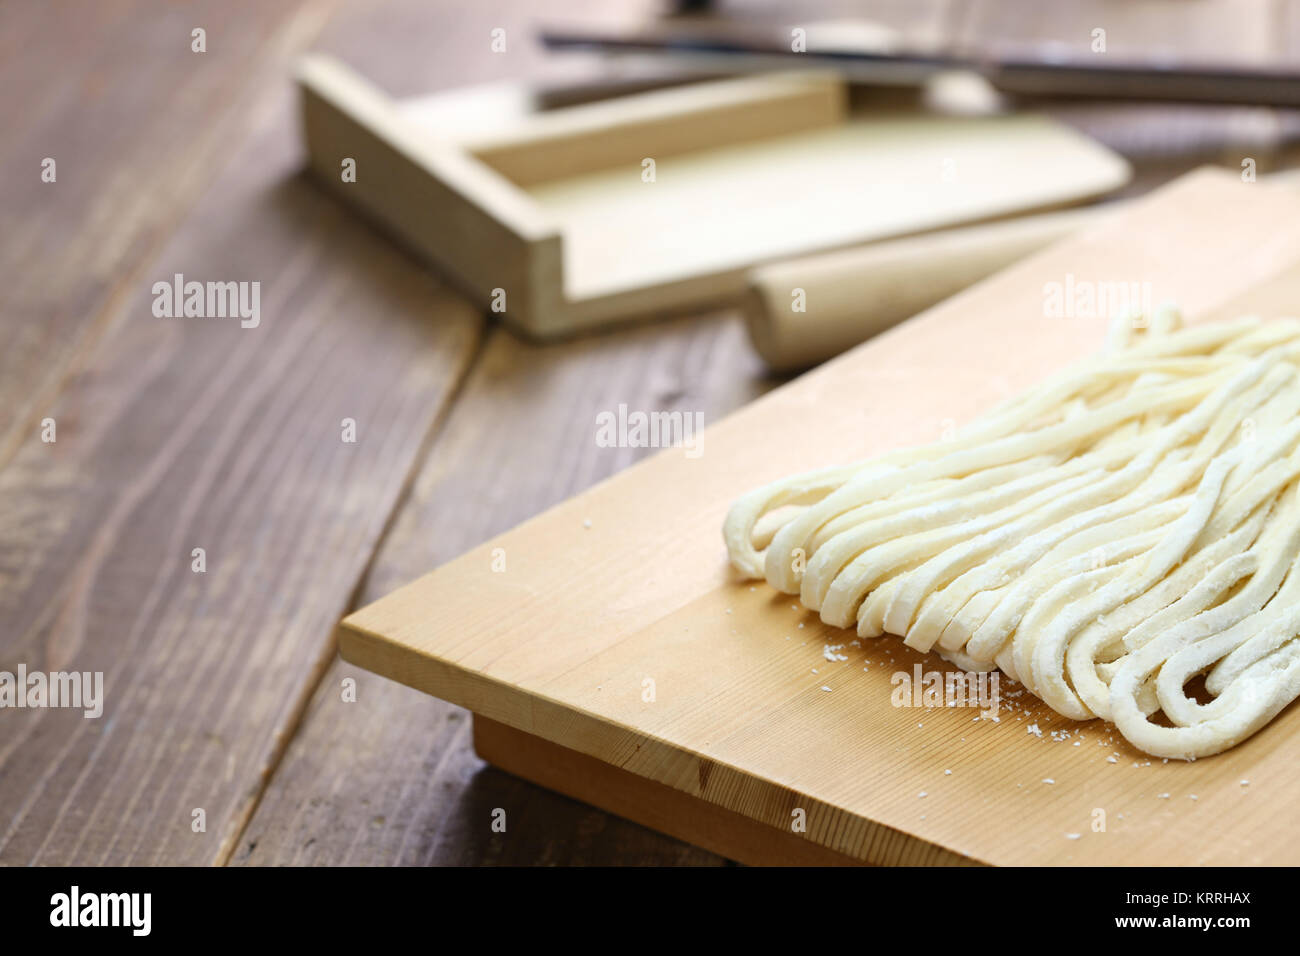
[341,168,1300,866]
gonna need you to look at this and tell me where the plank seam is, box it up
[214,315,490,866]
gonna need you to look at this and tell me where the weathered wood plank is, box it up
[232,314,774,865]
[0,0,336,468]
[0,16,486,864]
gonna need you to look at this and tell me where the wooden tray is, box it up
[297,56,1129,339]
[340,169,1300,866]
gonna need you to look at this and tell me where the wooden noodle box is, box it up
[338,169,1300,866]
[296,55,1130,339]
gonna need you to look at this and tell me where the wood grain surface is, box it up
[232,314,770,865]
[300,60,1129,337]
[4,0,1300,866]
[340,170,1300,867]
[0,0,329,470]
[0,0,486,866]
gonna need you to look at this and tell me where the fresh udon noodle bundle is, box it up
[724,311,1300,759]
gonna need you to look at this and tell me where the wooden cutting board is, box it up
[341,168,1300,866]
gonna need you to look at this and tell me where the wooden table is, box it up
[3,0,1298,866]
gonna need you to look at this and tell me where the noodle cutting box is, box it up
[340,169,1300,865]
[296,56,1128,340]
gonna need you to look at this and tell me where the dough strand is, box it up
[723,312,1300,759]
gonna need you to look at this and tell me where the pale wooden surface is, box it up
[527,112,1128,300]
[743,202,1118,370]
[3,0,1300,866]
[300,59,1130,336]
[340,171,1300,866]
